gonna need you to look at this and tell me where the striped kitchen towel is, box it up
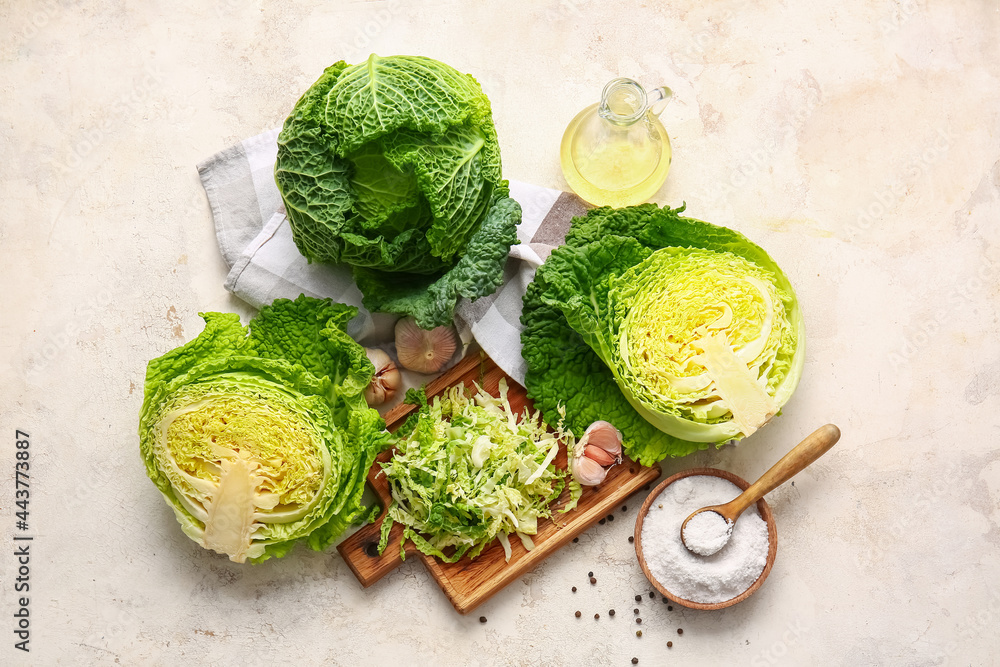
[197,128,588,387]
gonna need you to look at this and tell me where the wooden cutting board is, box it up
[337,353,661,614]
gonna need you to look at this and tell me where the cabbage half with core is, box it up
[607,246,794,442]
[520,204,805,465]
[138,296,389,563]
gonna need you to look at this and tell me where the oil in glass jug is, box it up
[560,78,673,207]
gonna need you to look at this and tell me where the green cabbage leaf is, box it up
[138,295,390,563]
[521,205,805,465]
[274,55,521,329]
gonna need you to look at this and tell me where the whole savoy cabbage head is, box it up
[275,54,521,329]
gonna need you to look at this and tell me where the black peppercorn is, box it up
[622,505,627,512]
[667,605,673,611]
[628,536,634,543]
[633,608,639,614]
[588,571,594,577]
[634,594,642,602]
[649,592,655,599]
[677,628,684,635]
[667,641,673,648]
[609,609,615,616]
[594,613,600,620]
[572,586,577,593]
[631,659,638,665]
[598,518,606,525]
[636,618,642,624]
[575,611,581,618]
[572,537,579,543]
[479,616,487,623]
[607,514,614,522]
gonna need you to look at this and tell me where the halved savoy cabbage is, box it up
[521,204,805,465]
[138,296,389,563]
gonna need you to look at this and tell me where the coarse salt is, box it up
[640,475,769,604]
[682,510,733,556]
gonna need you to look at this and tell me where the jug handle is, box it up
[647,86,673,116]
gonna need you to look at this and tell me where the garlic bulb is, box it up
[363,347,401,407]
[394,317,457,374]
[570,421,623,486]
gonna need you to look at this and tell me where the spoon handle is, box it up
[725,424,841,518]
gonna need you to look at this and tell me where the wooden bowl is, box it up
[634,467,778,610]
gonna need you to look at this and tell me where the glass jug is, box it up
[560,78,673,207]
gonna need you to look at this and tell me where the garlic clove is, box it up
[363,347,401,407]
[394,316,457,374]
[583,444,617,467]
[570,420,624,486]
[571,453,609,486]
[364,385,385,406]
[582,420,623,461]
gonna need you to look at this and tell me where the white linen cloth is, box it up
[197,128,589,386]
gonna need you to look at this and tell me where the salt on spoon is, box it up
[680,424,841,556]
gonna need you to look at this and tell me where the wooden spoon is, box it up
[680,424,841,556]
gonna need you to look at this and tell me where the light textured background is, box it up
[2,1,999,664]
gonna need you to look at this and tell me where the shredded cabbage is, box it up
[377,380,581,562]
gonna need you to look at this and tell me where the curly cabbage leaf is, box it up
[521,204,805,465]
[138,295,390,563]
[274,54,520,329]
[377,380,581,563]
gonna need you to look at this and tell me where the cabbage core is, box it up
[153,380,333,563]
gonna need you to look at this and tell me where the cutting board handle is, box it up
[339,509,411,587]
